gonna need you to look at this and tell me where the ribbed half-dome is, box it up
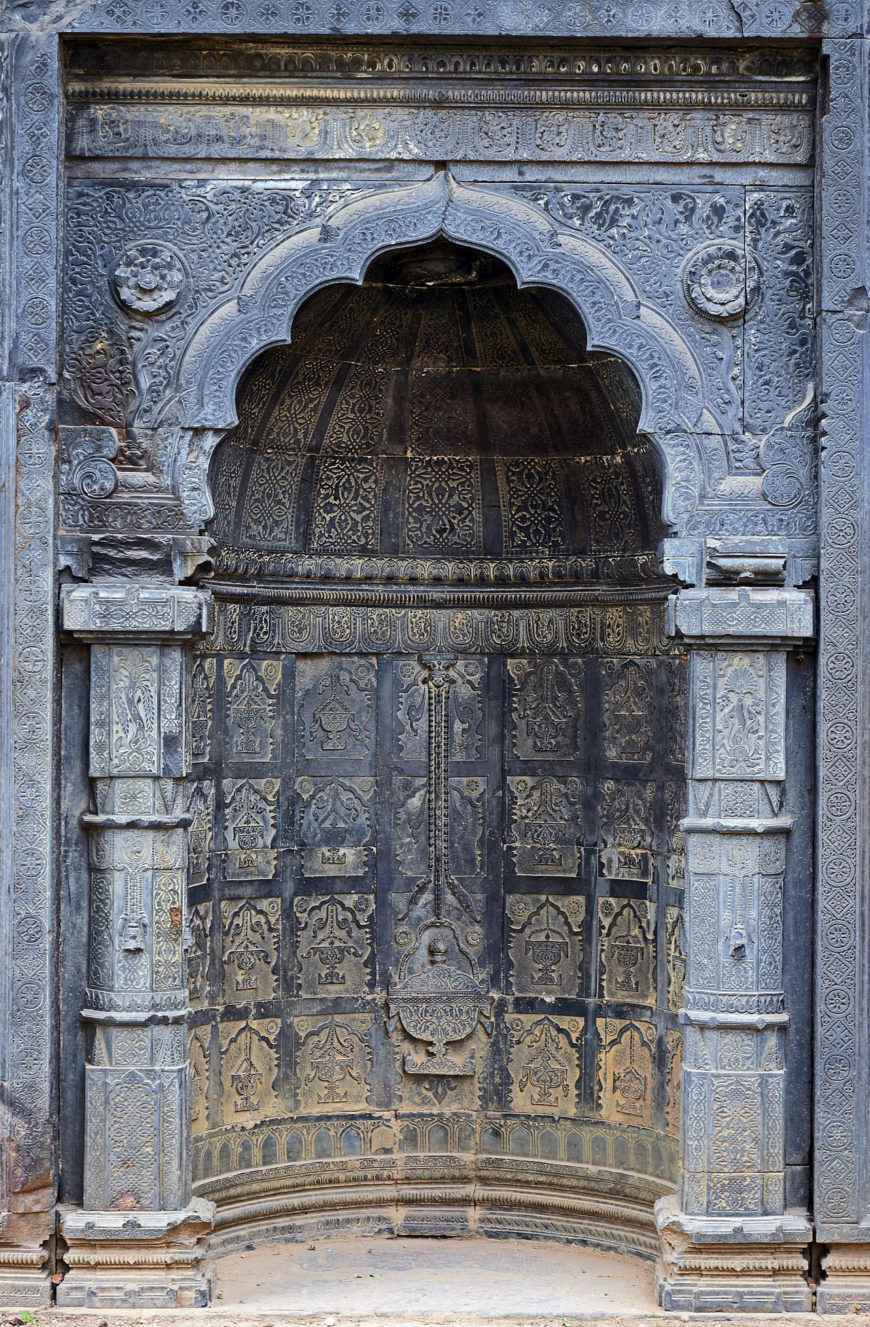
[209,241,664,564]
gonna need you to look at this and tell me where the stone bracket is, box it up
[668,586,814,644]
[61,582,211,641]
[681,816,793,835]
[661,538,818,591]
[680,1010,790,1029]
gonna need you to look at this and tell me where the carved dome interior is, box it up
[209,240,665,571]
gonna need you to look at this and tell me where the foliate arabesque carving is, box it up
[445,183,813,539]
[64,176,702,529]
[64,171,816,540]
[510,184,814,486]
[744,190,814,438]
[170,177,726,535]
[63,179,370,430]
[514,184,745,437]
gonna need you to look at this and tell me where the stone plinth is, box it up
[57,1200,214,1308]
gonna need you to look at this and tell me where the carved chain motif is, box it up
[403,655,478,923]
[389,654,492,1077]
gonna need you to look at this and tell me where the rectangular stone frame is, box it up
[813,31,870,1312]
[0,31,59,1307]
[0,0,865,1310]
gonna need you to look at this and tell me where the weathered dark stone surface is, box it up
[186,259,686,1244]
[0,0,865,1313]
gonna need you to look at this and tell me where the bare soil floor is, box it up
[0,1236,849,1327]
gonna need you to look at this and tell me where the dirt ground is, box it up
[0,1236,856,1327]
[1,1316,856,1327]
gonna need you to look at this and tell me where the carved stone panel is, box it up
[506,894,585,996]
[394,657,484,762]
[219,1018,281,1124]
[191,657,216,762]
[598,779,656,882]
[295,1014,374,1113]
[297,776,375,879]
[602,659,655,764]
[295,895,373,996]
[508,659,583,761]
[598,1018,657,1128]
[223,658,281,764]
[221,898,280,1002]
[189,1027,211,1136]
[188,781,214,888]
[298,657,375,764]
[507,776,585,878]
[188,902,211,1009]
[508,1015,583,1116]
[222,778,279,881]
[692,649,786,781]
[403,458,482,554]
[599,898,656,1006]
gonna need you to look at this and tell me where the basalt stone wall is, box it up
[0,0,864,1311]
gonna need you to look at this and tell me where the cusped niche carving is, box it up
[208,240,665,566]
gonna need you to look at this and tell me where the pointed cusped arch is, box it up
[168,174,728,531]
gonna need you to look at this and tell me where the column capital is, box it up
[61,582,211,642]
[667,586,814,646]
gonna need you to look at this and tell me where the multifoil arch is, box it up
[167,174,725,533]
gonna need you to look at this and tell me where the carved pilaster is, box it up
[0,28,62,1307]
[655,587,813,1312]
[58,583,214,1309]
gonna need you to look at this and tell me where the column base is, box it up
[57,1198,215,1308]
[0,1249,51,1308]
[818,1245,870,1312]
[654,1195,813,1311]
[0,1211,52,1306]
